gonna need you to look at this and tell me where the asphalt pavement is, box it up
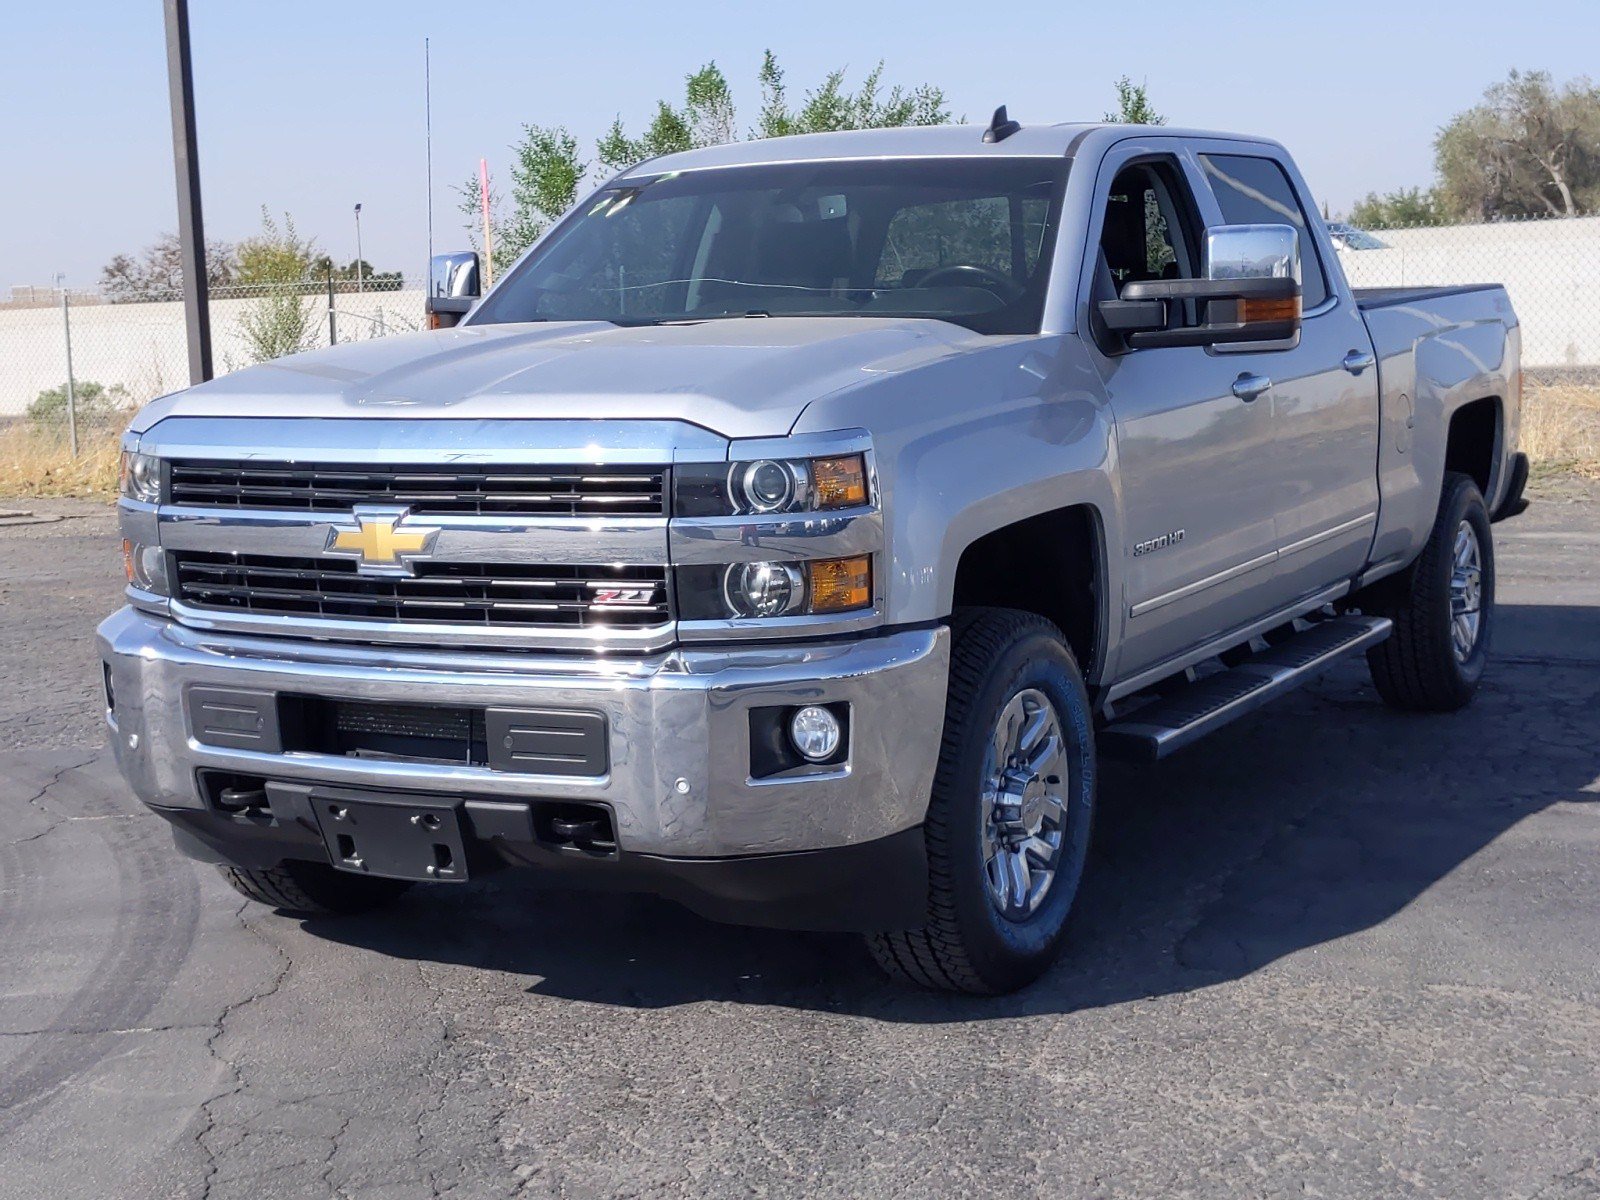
[1,480,1597,1199]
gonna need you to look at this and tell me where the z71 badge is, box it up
[591,587,657,606]
[1133,529,1185,557]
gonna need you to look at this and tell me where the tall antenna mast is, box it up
[425,37,434,261]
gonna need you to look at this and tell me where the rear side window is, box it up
[1199,154,1328,309]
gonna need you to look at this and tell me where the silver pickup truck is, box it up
[100,115,1528,993]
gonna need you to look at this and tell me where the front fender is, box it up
[791,334,1122,664]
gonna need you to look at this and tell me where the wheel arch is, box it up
[1444,394,1503,502]
[946,502,1111,684]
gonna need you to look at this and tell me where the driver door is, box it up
[1089,143,1284,678]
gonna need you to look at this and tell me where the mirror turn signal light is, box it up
[1238,295,1301,323]
[807,555,871,613]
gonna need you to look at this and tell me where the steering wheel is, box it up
[916,263,1022,302]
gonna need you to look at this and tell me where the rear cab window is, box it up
[1199,153,1330,310]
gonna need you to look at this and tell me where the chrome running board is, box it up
[1100,615,1393,762]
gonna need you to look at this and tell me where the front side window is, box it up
[469,158,1069,336]
[1199,154,1329,309]
[1099,162,1198,290]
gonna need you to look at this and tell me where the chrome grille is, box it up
[172,552,670,629]
[168,460,668,517]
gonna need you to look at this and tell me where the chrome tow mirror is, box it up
[426,252,481,328]
[1204,223,1300,287]
[1097,222,1303,350]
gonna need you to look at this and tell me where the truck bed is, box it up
[1354,284,1502,310]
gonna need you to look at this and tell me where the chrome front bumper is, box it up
[97,608,948,859]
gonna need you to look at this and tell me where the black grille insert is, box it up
[284,697,490,766]
[169,460,668,517]
[173,552,670,629]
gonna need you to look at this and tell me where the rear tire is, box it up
[219,861,412,916]
[866,608,1096,994]
[1366,471,1494,712]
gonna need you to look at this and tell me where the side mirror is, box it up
[425,252,481,329]
[1097,223,1301,350]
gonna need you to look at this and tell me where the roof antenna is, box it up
[983,105,1022,143]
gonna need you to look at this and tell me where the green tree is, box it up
[771,58,950,135]
[467,53,950,271]
[1348,186,1447,228]
[26,380,132,427]
[1106,76,1165,125]
[1435,70,1600,220]
[100,233,236,302]
[235,209,317,286]
[596,61,738,172]
[235,209,320,363]
[460,125,588,276]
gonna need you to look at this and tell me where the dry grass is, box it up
[1522,384,1600,481]
[1,386,1597,501]
[0,422,122,499]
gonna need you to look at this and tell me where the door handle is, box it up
[1232,373,1272,402]
[1342,350,1376,375]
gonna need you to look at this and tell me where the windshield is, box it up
[468,158,1069,335]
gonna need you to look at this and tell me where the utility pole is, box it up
[354,203,365,294]
[163,0,212,383]
[425,38,434,262]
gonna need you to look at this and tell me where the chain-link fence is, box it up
[4,213,1599,494]
[1333,212,1600,477]
[0,281,425,492]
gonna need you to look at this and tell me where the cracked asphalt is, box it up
[1,480,1597,1199]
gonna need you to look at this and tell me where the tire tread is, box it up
[219,861,410,916]
[1366,472,1490,712]
[866,608,1073,994]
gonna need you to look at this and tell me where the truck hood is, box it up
[138,318,989,440]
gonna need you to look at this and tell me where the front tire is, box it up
[219,861,412,916]
[1366,471,1494,712]
[866,608,1096,994]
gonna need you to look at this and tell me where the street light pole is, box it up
[354,203,364,295]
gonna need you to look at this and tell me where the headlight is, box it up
[725,561,805,617]
[678,555,872,621]
[674,453,868,516]
[119,452,163,503]
[122,539,170,595]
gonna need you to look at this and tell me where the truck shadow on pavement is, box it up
[305,602,1599,1020]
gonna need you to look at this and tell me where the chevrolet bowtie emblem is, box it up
[324,506,441,576]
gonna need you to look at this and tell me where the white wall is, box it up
[1335,216,1600,371]
[4,215,1598,419]
[0,289,425,417]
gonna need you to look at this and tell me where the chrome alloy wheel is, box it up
[980,688,1071,922]
[1450,519,1484,663]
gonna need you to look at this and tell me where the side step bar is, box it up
[1100,614,1393,762]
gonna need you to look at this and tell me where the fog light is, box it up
[789,705,842,762]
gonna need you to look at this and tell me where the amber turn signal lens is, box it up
[121,538,136,584]
[807,555,871,613]
[1239,296,1301,324]
[812,454,868,509]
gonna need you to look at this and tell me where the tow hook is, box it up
[549,814,607,851]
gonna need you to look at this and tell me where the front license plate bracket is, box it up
[311,791,469,882]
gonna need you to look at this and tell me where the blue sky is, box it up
[4,0,1597,288]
